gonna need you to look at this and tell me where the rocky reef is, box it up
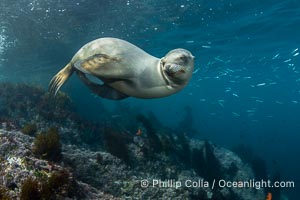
[0,83,267,199]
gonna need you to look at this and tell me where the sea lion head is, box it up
[161,48,195,85]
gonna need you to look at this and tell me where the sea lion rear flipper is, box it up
[76,71,129,100]
[49,63,74,96]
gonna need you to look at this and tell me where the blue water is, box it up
[1,0,300,198]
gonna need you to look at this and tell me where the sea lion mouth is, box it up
[164,64,186,76]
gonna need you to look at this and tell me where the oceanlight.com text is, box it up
[218,179,295,190]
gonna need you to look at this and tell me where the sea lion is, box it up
[49,37,194,100]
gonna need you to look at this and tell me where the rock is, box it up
[0,84,266,199]
[0,129,119,199]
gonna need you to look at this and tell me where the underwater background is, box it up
[0,0,299,199]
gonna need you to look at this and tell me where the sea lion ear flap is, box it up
[161,57,166,66]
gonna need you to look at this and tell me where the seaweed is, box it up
[192,141,222,188]
[251,157,267,180]
[0,83,77,125]
[103,128,131,165]
[79,121,103,148]
[38,92,76,122]
[232,144,267,180]
[32,127,62,162]
[160,134,175,155]
[41,170,78,199]
[136,114,162,154]
[203,141,222,185]
[177,106,199,137]
[269,171,281,200]
[191,148,206,177]
[176,132,191,168]
[21,123,37,136]
[232,144,253,163]
[20,177,41,200]
[147,111,163,129]
[227,162,239,178]
[0,185,12,200]
[20,170,79,200]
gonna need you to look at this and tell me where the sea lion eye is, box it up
[179,55,188,63]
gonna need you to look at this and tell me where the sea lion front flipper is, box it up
[49,63,74,96]
[76,71,129,100]
[74,54,122,78]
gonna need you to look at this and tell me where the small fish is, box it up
[186,40,194,44]
[256,99,264,103]
[266,192,272,200]
[226,68,234,73]
[225,87,232,92]
[256,83,266,87]
[291,48,298,54]
[218,73,228,77]
[136,128,142,136]
[232,93,239,97]
[232,112,240,117]
[193,68,200,74]
[293,52,299,57]
[272,53,280,59]
[214,57,225,62]
[218,100,225,107]
[284,59,291,63]
[268,82,277,85]
[243,76,252,80]
[202,45,211,49]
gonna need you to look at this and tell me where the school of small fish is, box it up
[188,46,299,120]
